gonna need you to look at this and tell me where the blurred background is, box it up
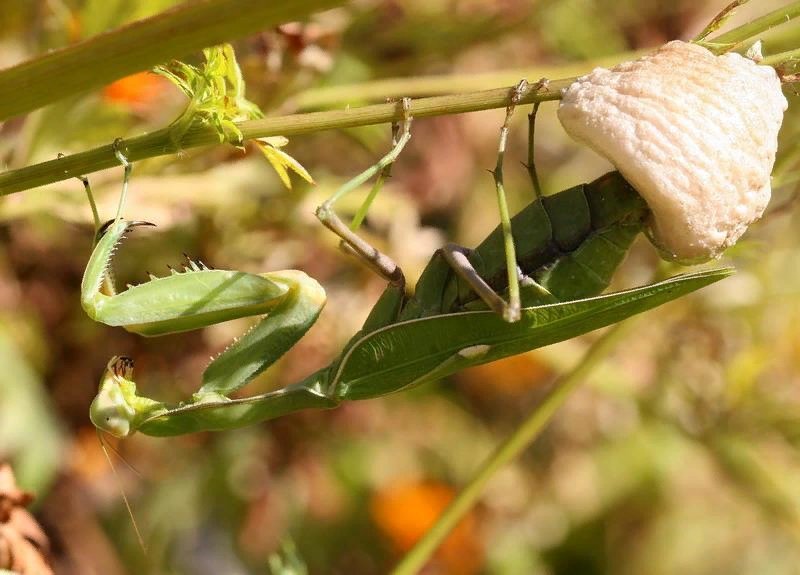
[2,1,800,573]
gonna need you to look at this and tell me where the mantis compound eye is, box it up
[111,355,135,379]
[90,356,137,438]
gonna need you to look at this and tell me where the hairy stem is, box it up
[390,322,631,575]
[0,80,568,195]
[0,0,343,122]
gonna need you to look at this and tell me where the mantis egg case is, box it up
[557,40,787,262]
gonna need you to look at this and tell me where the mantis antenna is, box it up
[97,429,147,554]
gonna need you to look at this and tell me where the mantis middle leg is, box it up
[440,80,533,323]
[315,98,413,291]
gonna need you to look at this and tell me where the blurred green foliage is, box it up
[2,1,800,574]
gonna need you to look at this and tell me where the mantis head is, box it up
[90,356,138,438]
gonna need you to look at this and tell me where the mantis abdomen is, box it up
[399,171,649,321]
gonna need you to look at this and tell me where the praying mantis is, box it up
[84,85,730,438]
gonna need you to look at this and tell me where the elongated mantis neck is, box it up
[136,367,336,437]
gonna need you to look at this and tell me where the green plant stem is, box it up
[0,80,568,195]
[390,321,631,575]
[712,0,800,45]
[0,0,343,122]
[763,46,800,66]
[291,53,639,111]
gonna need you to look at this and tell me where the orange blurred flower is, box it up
[66,14,81,43]
[102,72,168,108]
[371,480,483,575]
[458,352,553,400]
[69,427,110,481]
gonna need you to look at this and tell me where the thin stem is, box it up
[762,46,800,67]
[693,0,751,43]
[0,0,343,122]
[711,0,800,45]
[390,321,632,575]
[0,80,569,196]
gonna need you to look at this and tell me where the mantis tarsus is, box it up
[84,88,731,437]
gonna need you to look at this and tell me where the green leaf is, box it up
[334,268,734,400]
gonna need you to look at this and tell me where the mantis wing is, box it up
[331,268,732,400]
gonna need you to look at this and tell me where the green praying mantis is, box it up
[83,84,731,438]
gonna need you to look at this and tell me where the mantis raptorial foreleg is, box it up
[83,147,327,437]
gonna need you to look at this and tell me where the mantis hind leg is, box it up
[525,101,543,199]
[440,81,533,323]
[315,98,413,291]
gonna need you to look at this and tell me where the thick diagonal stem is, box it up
[0,0,343,122]
[391,321,631,575]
